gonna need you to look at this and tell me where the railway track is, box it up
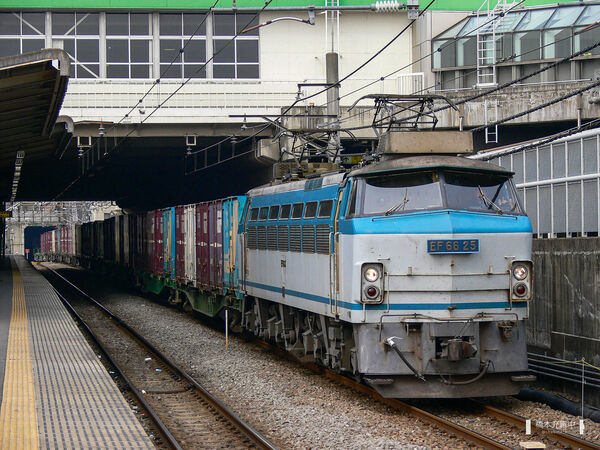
[253,338,599,450]
[41,263,599,450]
[39,264,276,450]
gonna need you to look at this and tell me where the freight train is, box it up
[39,154,535,398]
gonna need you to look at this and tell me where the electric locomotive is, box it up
[39,147,535,399]
[240,154,534,398]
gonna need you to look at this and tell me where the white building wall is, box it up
[260,11,412,81]
[60,10,422,124]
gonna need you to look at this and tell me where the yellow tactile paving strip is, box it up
[0,257,153,449]
[0,260,39,450]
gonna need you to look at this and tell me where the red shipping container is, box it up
[175,206,185,281]
[209,201,223,288]
[143,211,154,273]
[196,203,209,287]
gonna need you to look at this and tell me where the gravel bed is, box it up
[487,396,600,442]
[44,264,600,448]
[45,265,473,449]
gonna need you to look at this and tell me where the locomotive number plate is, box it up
[427,239,479,254]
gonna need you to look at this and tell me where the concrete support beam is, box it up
[437,81,600,129]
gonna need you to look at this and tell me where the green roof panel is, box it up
[0,0,585,10]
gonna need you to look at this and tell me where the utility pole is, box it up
[325,0,341,162]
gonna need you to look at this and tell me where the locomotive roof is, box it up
[248,155,511,197]
[349,155,512,177]
[247,172,344,197]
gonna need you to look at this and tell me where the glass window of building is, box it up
[52,12,100,78]
[515,9,554,31]
[159,13,206,79]
[574,6,600,57]
[22,13,45,35]
[545,6,583,29]
[0,12,45,57]
[106,13,152,79]
[213,13,259,78]
[0,10,259,80]
[432,4,598,86]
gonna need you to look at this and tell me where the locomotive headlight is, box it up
[361,263,384,304]
[513,264,528,280]
[510,260,533,302]
[364,267,380,282]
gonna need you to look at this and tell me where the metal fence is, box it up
[472,128,600,237]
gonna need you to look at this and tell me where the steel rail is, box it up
[255,339,600,449]
[41,265,277,450]
[251,339,510,449]
[49,285,182,450]
[470,400,600,450]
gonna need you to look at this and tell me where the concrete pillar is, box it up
[99,12,107,78]
[326,51,340,161]
[206,13,213,79]
[5,223,26,255]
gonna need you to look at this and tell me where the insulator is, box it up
[374,0,401,12]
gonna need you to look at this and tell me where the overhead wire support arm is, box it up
[349,94,458,136]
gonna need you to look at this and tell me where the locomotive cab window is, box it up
[444,171,523,214]
[318,199,334,218]
[279,204,291,219]
[269,205,279,220]
[250,207,259,221]
[259,207,269,221]
[304,201,317,219]
[352,171,443,217]
[291,203,304,219]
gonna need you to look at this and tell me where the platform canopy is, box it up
[0,49,72,202]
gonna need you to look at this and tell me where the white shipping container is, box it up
[184,204,196,284]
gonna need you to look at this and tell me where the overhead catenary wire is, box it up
[471,117,600,161]
[333,31,600,130]
[337,36,600,134]
[334,22,599,128]
[55,1,274,200]
[200,33,600,168]
[186,0,439,172]
[313,0,526,112]
[277,0,437,119]
[470,79,600,132]
[83,0,220,148]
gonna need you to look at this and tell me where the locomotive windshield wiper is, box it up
[385,188,409,215]
[477,186,503,214]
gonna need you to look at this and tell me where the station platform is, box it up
[0,256,153,449]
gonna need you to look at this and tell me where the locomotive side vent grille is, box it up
[316,225,330,254]
[302,225,316,253]
[278,225,289,251]
[247,226,257,249]
[257,226,267,250]
[267,226,278,250]
[290,225,301,252]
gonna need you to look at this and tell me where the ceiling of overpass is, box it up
[51,135,274,211]
[0,48,271,210]
[0,47,582,211]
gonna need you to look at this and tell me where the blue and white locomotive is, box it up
[41,153,535,398]
[240,154,533,398]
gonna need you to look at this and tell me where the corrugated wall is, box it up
[529,237,600,365]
